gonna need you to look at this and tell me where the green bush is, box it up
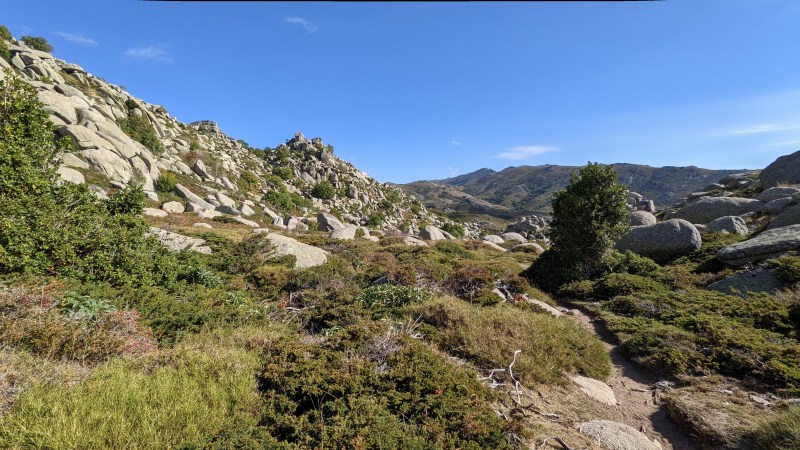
[593,273,669,300]
[357,284,431,317]
[154,171,177,193]
[311,180,335,200]
[441,222,466,238]
[0,40,9,63]
[771,256,800,285]
[273,166,293,180]
[0,25,12,42]
[365,212,385,228]
[524,163,629,291]
[119,114,163,155]
[21,35,53,53]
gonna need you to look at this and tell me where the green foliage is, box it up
[154,171,177,193]
[311,180,335,199]
[750,405,800,450]
[273,166,293,180]
[0,25,12,42]
[365,212,385,228]
[357,284,431,317]
[0,40,9,62]
[60,292,116,320]
[409,296,611,384]
[771,256,800,285]
[21,35,53,52]
[593,273,669,301]
[119,113,164,155]
[442,222,466,238]
[237,170,260,192]
[0,74,185,287]
[525,163,629,291]
[263,185,312,214]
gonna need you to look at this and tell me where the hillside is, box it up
[403,164,744,217]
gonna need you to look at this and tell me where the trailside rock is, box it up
[630,210,657,226]
[499,232,526,243]
[420,225,446,241]
[706,216,748,235]
[480,240,506,252]
[161,201,185,214]
[509,243,545,255]
[578,420,662,450]
[671,197,763,224]
[483,235,505,244]
[768,204,800,230]
[760,149,800,188]
[317,212,345,231]
[148,227,212,254]
[260,233,327,269]
[616,219,701,263]
[143,208,168,218]
[717,224,800,265]
[403,236,429,247]
[570,375,617,406]
[330,226,369,240]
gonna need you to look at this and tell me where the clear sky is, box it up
[6,1,800,183]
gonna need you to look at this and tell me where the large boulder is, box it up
[499,232,526,243]
[706,216,748,235]
[570,375,617,406]
[260,233,327,269]
[616,219,701,262]
[175,184,216,210]
[578,420,662,450]
[148,227,212,254]
[768,204,800,230]
[758,187,800,203]
[760,149,800,188]
[765,197,794,216]
[420,225,446,241]
[161,201,185,214]
[57,166,84,184]
[483,235,505,245]
[671,197,763,224]
[717,224,800,265]
[317,212,344,231]
[629,210,657,226]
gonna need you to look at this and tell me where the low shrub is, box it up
[119,114,163,155]
[21,35,53,52]
[311,181,335,200]
[771,256,800,285]
[441,222,466,238]
[154,171,177,193]
[273,166,293,180]
[593,273,668,300]
[357,284,431,317]
[0,25,12,42]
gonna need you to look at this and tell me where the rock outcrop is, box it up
[760,149,800,188]
[717,224,800,265]
[670,197,763,224]
[616,219,701,262]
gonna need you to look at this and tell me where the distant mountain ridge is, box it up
[402,163,746,218]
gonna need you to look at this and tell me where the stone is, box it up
[61,153,90,170]
[143,207,168,218]
[317,212,345,231]
[57,166,84,184]
[215,205,242,215]
[630,211,657,226]
[260,233,327,269]
[148,227,212,254]
[196,209,222,219]
[263,206,281,221]
[760,149,800,188]
[766,197,795,216]
[240,203,256,217]
[175,184,216,210]
[703,183,725,191]
[220,176,236,191]
[570,375,617,406]
[509,243,545,254]
[233,217,260,228]
[616,219,701,262]
[330,226,359,240]
[403,236,429,247]
[79,148,132,183]
[706,216,748,235]
[37,90,76,124]
[272,217,287,229]
[758,187,800,203]
[499,232,526,243]
[285,217,308,232]
[707,267,784,295]
[420,225,446,241]
[671,197,763,224]
[717,224,800,265]
[480,240,507,252]
[768,204,800,230]
[192,159,212,180]
[215,192,236,207]
[720,172,758,189]
[161,201,185,214]
[578,420,662,450]
[193,222,213,229]
[483,235,505,244]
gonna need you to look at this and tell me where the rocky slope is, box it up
[0,38,436,235]
[403,164,744,218]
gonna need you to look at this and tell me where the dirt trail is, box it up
[563,303,697,450]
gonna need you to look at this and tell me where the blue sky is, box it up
[6,1,800,183]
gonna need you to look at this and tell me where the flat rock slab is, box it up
[768,204,800,230]
[717,224,800,265]
[261,233,327,269]
[672,197,763,224]
[578,420,662,450]
[148,227,212,254]
[570,375,617,405]
[707,267,785,295]
[616,219,701,263]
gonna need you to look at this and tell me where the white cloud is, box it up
[284,16,317,33]
[446,166,460,177]
[124,45,172,64]
[495,145,558,160]
[730,123,800,135]
[54,31,97,47]
[451,140,462,146]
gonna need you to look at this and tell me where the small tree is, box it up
[21,36,53,53]
[311,181,335,200]
[524,162,629,291]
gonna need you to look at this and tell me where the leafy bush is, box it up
[0,40,8,62]
[365,212,385,228]
[771,256,800,285]
[408,296,611,384]
[442,222,466,238]
[593,273,669,300]
[237,170,260,192]
[273,166,293,180]
[524,163,629,291]
[0,25,12,42]
[311,180,335,200]
[263,185,312,213]
[357,284,431,317]
[154,171,177,193]
[119,113,163,155]
[59,292,116,320]
[21,35,53,52]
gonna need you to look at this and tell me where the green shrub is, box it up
[21,35,53,52]
[0,40,9,63]
[408,296,611,384]
[0,25,12,42]
[237,170,260,192]
[273,166,293,180]
[263,186,312,213]
[154,171,177,193]
[524,162,629,291]
[119,114,163,155]
[593,273,668,300]
[357,284,431,317]
[772,256,800,285]
[558,280,596,299]
[442,222,466,238]
[607,250,663,279]
[365,212,385,228]
[751,405,800,450]
[311,180,335,199]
